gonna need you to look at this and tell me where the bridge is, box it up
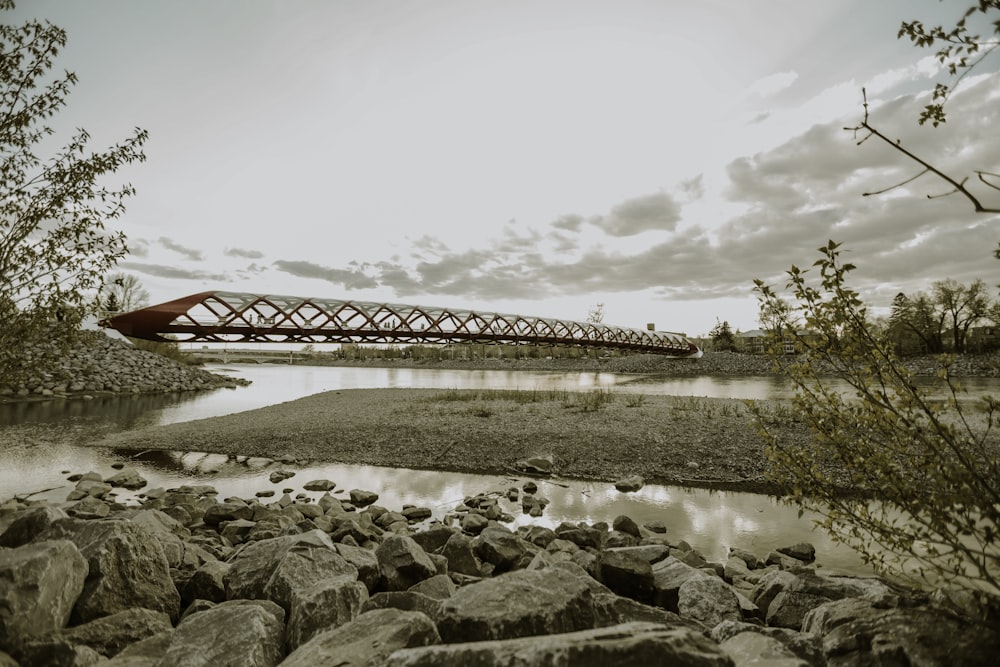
[104,291,701,357]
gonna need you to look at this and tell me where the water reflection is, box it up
[9,443,866,575]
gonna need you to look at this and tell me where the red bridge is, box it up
[105,291,701,357]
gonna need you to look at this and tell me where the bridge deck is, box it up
[105,291,701,357]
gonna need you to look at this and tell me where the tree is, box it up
[0,1,147,385]
[752,241,1000,604]
[933,278,991,353]
[586,302,605,325]
[97,272,150,316]
[888,291,946,355]
[758,296,792,337]
[847,3,999,214]
[709,318,737,352]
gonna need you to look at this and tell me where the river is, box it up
[5,364,996,574]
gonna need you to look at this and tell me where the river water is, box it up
[4,364,997,574]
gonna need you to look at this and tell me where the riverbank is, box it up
[96,388,806,496]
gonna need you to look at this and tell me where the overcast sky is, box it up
[12,0,1000,336]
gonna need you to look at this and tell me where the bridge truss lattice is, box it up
[105,291,701,357]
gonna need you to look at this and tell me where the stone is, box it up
[182,559,230,604]
[776,542,816,563]
[281,608,440,667]
[433,564,600,643]
[614,475,644,492]
[711,620,824,667]
[376,535,438,591]
[386,622,734,666]
[349,489,379,507]
[441,532,484,577]
[268,470,295,484]
[460,512,489,534]
[651,556,704,612]
[598,549,654,603]
[766,590,832,630]
[101,630,173,666]
[611,514,642,538]
[677,574,742,627]
[803,597,1000,667]
[105,468,147,490]
[521,524,556,548]
[719,631,809,667]
[263,541,358,612]
[38,518,180,624]
[285,574,369,652]
[224,530,345,604]
[0,505,69,548]
[335,542,381,592]
[203,500,254,526]
[474,526,527,572]
[58,607,172,658]
[302,479,335,491]
[67,495,111,519]
[408,573,456,600]
[410,525,457,554]
[158,599,285,667]
[728,547,760,569]
[516,454,554,475]
[401,506,432,522]
[0,539,88,653]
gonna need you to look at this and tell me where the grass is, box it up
[427,387,622,412]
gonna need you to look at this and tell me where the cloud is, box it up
[224,247,265,259]
[158,237,204,261]
[118,262,228,282]
[748,71,798,97]
[590,192,683,236]
[128,238,150,258]
[272,259,378,290]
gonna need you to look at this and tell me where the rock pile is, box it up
[2,472,998,666]
[0,332,248,399]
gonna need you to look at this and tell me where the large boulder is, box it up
[281,608,439,667]
[285,574,369,652]
[224,530,355,609]
[57,607,172,658]
[0,539,88,653]
[718,631,808,667]
[158,599,285,667]
[0,505,69,548]
[376,535,437,591]
[38,518,180,624]
[677,575,742,627]
[802,597,1000,667]
[433,564,600,642]
[474,526,528,572]
[101,631,173,666]
[385,622,734,666]
[598,549,654,603]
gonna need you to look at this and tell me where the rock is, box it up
[38,518,180,624]
[719,631,809,666]
[803,597,1000,667]
[441,532,484,577]
[433,565,600,643]
[105,468,147,490]
[776,542,815,563]
[516,454,554,475]
[376,535,438,591]
[677,574,742,627]
[285,573,369,652]
[0,540,88,654]
[386,622,734,666]
[182,559,230,604]
[766,590,832,630]
[651,556,704,612]
[0,505,69,548]
[521,524,556,548]
[349,489,379,507]
[711,620,824,667]
[474,526,527,572]
[158,599,285,667]
[408,574,456,600]
[67,495,111,519]
[262,539,358,612]
[203,500,254,526]
[614,475,644,492]
[728,547,760,569]
[58,607,172,658]
[460,512,489,534]
[281,608,440,667]
[401,506,433,522]
[101,630,173,666]
[410,525,456,554]
[611,514,641,538]
[335,543,381,593]
[597,549,654,603]
[225,530,350,606]
[302,479,335,492]
[268,470,295,484]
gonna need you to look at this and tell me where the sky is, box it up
[10,0,1000,337]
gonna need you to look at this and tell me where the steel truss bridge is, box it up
[104,291,701,357]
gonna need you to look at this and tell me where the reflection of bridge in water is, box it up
[105,291,701,357]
